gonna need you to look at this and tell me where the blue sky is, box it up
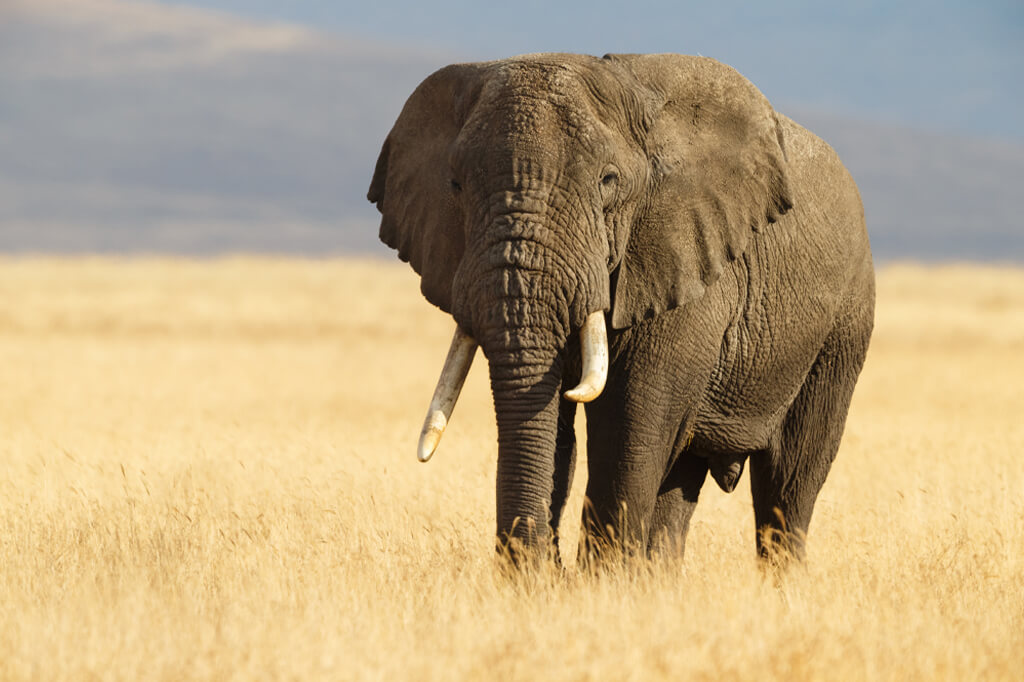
[173,0,1024,140]
[2,0,1021,256]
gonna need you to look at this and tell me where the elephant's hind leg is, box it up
[750,315,871,562]
[648,452,708,558]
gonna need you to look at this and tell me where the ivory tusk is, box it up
[563,311,608,403]
[417,326,478,462]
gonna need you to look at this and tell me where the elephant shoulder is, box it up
[777,114,867,243]
[766,115,873,309]
[777,115,851,180]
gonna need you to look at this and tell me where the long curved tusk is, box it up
[417,326,478,462]
[563,311,608,403]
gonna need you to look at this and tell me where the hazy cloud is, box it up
[0,0,1021,260]
[0,0,325,78]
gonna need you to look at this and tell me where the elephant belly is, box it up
[691,255,840,456]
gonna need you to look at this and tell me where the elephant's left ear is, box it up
[606,54,793,329]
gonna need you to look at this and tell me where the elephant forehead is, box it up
[470,64,604,143]
[496,54,597,89]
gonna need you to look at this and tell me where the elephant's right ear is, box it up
[368,64,487,313]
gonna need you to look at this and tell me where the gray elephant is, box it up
[368,53,874,563]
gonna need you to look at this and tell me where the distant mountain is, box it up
[798,114,1024,262]
[0,0,450,254]
[1,0,1021,261]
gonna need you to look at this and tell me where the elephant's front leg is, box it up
[580,394,668,557]
[549,397,578,563]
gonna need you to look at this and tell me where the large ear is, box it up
[605,54,793,329]
[368,63,487,313]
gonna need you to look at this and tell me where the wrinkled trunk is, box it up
[454,206,608,560]
[468,244,572,558]
[487,344,563,555]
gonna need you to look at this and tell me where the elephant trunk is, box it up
[446,212,611,558]
[414,313,606,463]
[487,346,563,553]
[469,251,574,556]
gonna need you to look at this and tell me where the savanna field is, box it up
[1,257,1022,681]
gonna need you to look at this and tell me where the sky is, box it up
[174,0,1024,140]
[1,0,1020,258]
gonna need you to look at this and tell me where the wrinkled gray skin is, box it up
[369,53,874,563]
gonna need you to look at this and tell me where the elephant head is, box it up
[368,53,792,552]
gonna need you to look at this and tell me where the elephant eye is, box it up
[599,167,620,207]
[450,179,462,193]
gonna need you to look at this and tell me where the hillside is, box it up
[1,0,1021,260]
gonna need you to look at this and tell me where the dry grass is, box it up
[0,257,1022,681]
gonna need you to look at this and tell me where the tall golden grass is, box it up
[0,257,1021,681]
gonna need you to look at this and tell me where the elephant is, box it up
[368,53,874,564]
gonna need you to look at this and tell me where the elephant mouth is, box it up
[415,310,609,462]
